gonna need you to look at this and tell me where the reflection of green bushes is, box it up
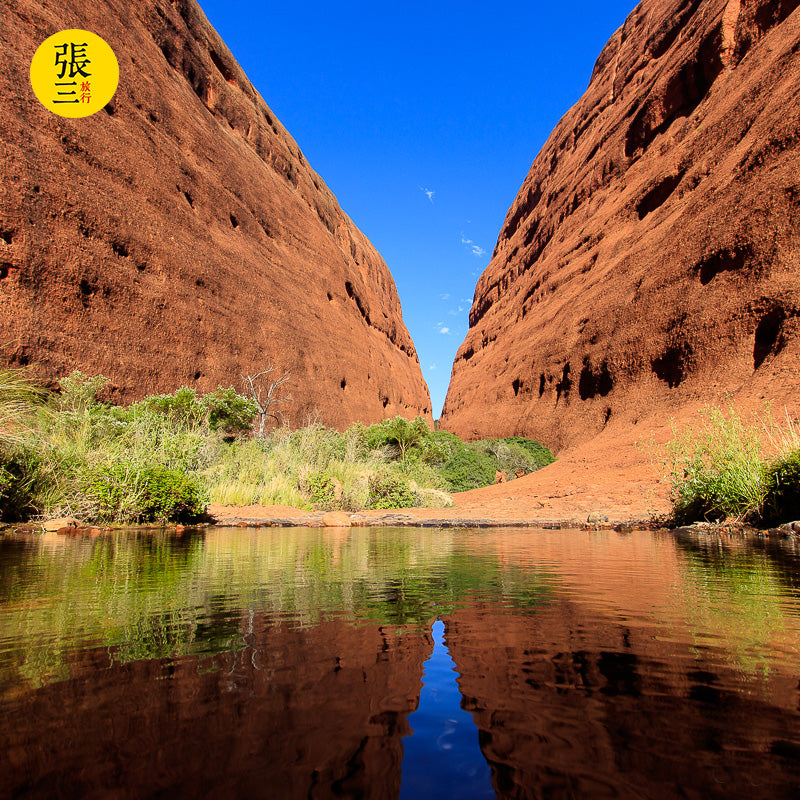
[0,528,559,688]
[674,532,798,675]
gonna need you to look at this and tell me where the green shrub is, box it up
[200,387,257,434]
[363,419,394,452]
[762,449,800,526]
[368,473,415,509]
[441,448,497,492]
[418,430,462,466]
[665,406,794,525]
[138,386,256,434]
[382,416,429,461]
[85,463,207,523]
[501,437,555,471]
[0,450,38,521]
[140,387,206,427]
[56,371,108,415]
[304,471,340,509]
[140,465,207,522]
[0,441,61,521]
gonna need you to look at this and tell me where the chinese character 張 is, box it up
[54,42,91,80]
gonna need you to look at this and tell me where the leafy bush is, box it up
[382,416,429,461]
[139,465,207,522]
[139,386,257,434]
[501,437,555,471]
[56,371,108,415]
[441,448,497,492]
[418,430,462,466]
[304,471,340,509]
[762,449,800,526]
[85,463,207,523]
[363,419,394,452]
[0,450,39,521]
[368,473,415,509]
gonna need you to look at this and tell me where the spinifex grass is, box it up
[666,405,800,525]
[0,367,47,449]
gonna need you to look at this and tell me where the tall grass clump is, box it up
[0,367,50,520]
[0,372,245,523]
[666,406,800,525]
[761,412,800,525]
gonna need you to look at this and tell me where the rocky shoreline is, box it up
[3,512,798,539]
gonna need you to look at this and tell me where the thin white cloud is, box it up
[428,363,437,371]
[439,292,450,301]
[420,186,435,203]
[460,233,486,258]
[438,326,451,335]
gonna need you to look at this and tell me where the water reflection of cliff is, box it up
[0,615,431,799]
[443,528,800,800]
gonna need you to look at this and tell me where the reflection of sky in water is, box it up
[401,619,494,799]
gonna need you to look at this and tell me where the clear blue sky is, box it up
[197,0,637,417]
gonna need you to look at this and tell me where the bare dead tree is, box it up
[242,366,292,438]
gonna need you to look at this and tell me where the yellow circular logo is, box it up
[30,29,119,118]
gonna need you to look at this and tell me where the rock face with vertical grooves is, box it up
[442,0,800,448]
[0,0,430,427]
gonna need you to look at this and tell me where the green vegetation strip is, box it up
[664,406,800,527]
[0,369,553,524]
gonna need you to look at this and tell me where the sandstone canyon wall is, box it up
[442,0,800,449]
[0,0,431,427]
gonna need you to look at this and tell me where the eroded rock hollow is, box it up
[442,0,800,448]
[0,0,431,427]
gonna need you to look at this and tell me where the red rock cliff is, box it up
[442,0,800,448]
[0,0,431,427]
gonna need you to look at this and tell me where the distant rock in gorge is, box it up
[442,0,800,449]
[0,0,431,427]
